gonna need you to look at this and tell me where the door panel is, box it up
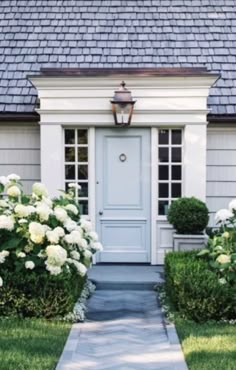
[96,128,151,263]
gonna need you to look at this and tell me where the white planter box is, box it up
[173,233,208,252]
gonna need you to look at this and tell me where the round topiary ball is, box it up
[167,197,209,234]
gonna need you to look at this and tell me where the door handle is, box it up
[99,211,103,216]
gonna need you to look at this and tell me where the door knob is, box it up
[99,211,103,215]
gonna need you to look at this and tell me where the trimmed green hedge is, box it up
[0,268,85,318]
[165,251,236,322]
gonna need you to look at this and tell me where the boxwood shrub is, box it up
[165,251,236,322]
[0,267,85,318]
[167,197,209,234]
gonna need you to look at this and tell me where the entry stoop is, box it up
[88,264,164,290]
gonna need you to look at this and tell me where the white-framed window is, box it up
[158,129,183,215]
[64,128,89,215]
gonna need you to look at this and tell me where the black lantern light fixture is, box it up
[110,81,136,126]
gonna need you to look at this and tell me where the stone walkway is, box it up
[56,266,188,370]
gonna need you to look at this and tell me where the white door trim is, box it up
[151,127,158,265]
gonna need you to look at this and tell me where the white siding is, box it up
[207,128,236,227]
[0,125,40,193]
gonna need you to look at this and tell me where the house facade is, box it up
[0,1,236,264]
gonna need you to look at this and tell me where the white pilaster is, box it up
[183,124,207,201]
[40,124,64,196]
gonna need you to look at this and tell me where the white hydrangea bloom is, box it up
[7,174,21,181]
[64,219,77,232]
[70,250,80,260]
[217,254,231,264]
[215,209,233,223]
[36,204,52,222]
[229,199,236,212]
[91,242,103,251]
[18,219,28,224]
[27,205,36,214]
[25,261,35,270]
[29,222,45,244]
[70,230,83,244]
[46,244,67,266]
[83,249,92,259]
[54,227,65,237]
[65,204,78,215]
[17,252,26,258]
[32,182,48,197]
[76,262,87,276]
[0,200,8,208]
[80,219,92,232]
[0,276,3,287]
[0,176,9,186]
[79,238,88,249]
[88,231,99,242]
[0,250,10,263]
[45,262,62,275]
[219,278,227,285]
[54,207,68,223]
[64,234,74,244]
[68,183,81,190]
[46,230,60,244]
[37,250,45,258]
[14,204,30,218]
[75,225,83,234]
[7,185,21,197]
[0,215,15,231]
[43,225,51,233]
[67,258,87,276]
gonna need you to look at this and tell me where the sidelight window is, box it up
[158,129,183,215]
[64,129,89,215]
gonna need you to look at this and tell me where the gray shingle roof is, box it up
[0,0,236,115]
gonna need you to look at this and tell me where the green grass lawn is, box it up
[0,318,71,370]
[175,319,236,370]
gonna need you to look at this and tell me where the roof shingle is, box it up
[0,0,236,115]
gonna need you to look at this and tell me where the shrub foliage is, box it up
[167,197,209,234]
[0,174,102,318]
[165,251,236,322]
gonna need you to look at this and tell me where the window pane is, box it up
[79,182,88,197]
[77,130,88,144]
[171,130,182,145]
[159,130,169,145]
[159,165,169,180]
[159,183,169,198]
[65,129,75,145]
[78,147,88,162]
[79,200,88,215]
[172,165,182,180]
[171,183,182,198]
[158,200,169,215]
[65,147,75,162]
[172,147,181,162]
[65,165,75,180]
[159,147,169,162]
[78,165,88,180]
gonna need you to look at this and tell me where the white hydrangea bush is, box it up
[0,174,103,289]
[198,199,236,285]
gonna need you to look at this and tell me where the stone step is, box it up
[91,280,158,290]
[88,265,165,291]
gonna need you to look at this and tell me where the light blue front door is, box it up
[96,128,151,263]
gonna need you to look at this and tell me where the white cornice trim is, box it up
[30,75,218,89]
[36,108,209,115]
